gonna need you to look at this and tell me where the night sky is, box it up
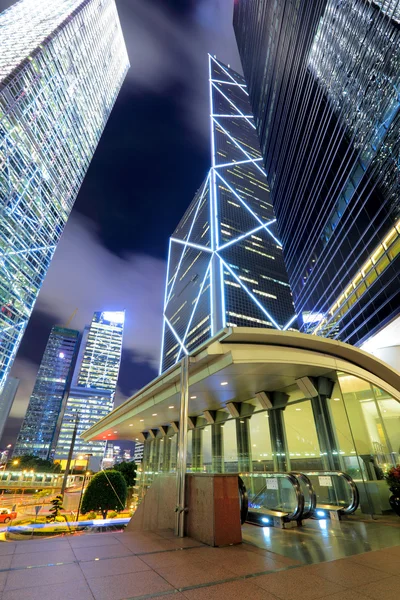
[0,0,242,447]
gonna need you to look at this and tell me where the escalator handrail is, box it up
[242,472,305,522]
[302,470,359,515]
[238,476,248,525]
[289,472,316,519]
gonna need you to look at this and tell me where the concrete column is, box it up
[236,417,252,473]
[268,409,290,472]
[212,423,224,473]
[192,428,203,472]
[175,355,189,537]
[161,436,171,472]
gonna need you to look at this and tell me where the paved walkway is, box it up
[0,529,398,599]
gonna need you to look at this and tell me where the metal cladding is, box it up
[234,0,400,345]
[160,56,296,373]
[0,0,129,392]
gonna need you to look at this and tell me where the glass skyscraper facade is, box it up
[13,326,80,459]
[0,0,129,392]
[0,376,19,442]
[160,56,296,373]
[54,311,124,467]
[233,0,400,346]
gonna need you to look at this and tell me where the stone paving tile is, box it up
[349,549,400,575]
[120,538,183,555]
[0,544,15,556]
[182,579,277,600]
[68,534,123,548]
[86,569,174,600]
[154,558,235,589]
[252,567,344,600]
[0,572,7,592]
[2,578,95,600]
[316,592,370,600]
[10,548,75,568]
[73,542,133,562]
[79,555,151,579]
[13,539,70,554]
[299,558,393,588]
[0,556,12,571]
[355,575,400,600]
[5,563,84,591]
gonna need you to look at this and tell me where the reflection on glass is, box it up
[223,419,238,472]
[284,401,323,470]
[249,411,273,472]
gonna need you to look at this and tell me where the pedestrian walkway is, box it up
[0,529,398,599]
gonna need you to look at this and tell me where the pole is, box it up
[61,414,79,497]
[76,453,92,522]
[175,355,189,537]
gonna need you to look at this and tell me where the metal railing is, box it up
[241,472,305,523]
[302,470,359,515]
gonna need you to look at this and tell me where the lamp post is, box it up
[76,453,92,523]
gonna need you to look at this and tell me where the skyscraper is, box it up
[233,0,400,346]
[0,0,129,392]
[160,56,296,373]
[0,376,19,443]
[54,311,124,469]
[13,326,80,459]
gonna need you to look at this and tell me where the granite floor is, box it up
[0,527,398,600]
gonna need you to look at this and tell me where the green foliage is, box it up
[108,511,118,518]
[11,455,61,473]
[108,461,136,487]
[86,511,97,520]
[33,490,52,499]
[81,470,127,519]
[48,495,64,522]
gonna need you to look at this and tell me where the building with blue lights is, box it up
[13,326,80,460]
[233,0,400,346]
[160,56,296,373]
[0,0,129,393]
[54,311,125,469]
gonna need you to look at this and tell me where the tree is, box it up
[10,455,61,473]
[48,495,64,522]
[108,461,136,487]
[81,470,127,519]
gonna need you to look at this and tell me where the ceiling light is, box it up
[107,433,111,436]
[333,398,340,402]
[295,408,301,411]
[140,419,144,422]
[113,431,118,433]
[152,413,157,416]
[129,424,133,427]
[168,406,174,409]
[221,381,228,386]
[135,438,138,441]
[190,396,197,399]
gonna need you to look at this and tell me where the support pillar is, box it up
[236,417,252,473]
[268,409,290,472]
[309,377,341,470]
[211,423,224,473]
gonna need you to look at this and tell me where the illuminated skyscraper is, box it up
[234,0,400,345]
[54,311,124,468]
[160,56,296,373]
[0,376,19,442]
[13,326,80,459]
[0,0,129,392]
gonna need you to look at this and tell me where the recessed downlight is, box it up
[152,413,157,416]
[190,395,197,399]
[168,406,174,409]
[129,424,133,427]
[295,408,301,411]
[220,381,228,386]
[140,419,144,422]
[113,431,118,433]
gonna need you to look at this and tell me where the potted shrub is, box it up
[384,465,400,516]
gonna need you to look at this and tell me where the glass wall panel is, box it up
[338,373,398,515]
[372,385,400,465]
[169,434,177,473]
[223,418,238,472]
[249,411,273,472]
[186,429,193,472]
[284,401,324,470]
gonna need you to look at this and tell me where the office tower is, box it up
[13,327,80,459]
[0,376,19,442]
[234,0,400,346]
[54,311,124,469]
[160,56,296,372]
[0,0,129,393]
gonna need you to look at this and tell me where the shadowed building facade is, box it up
[233,0,400,345]
[160,56,296,373]
[0,0,129,392]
